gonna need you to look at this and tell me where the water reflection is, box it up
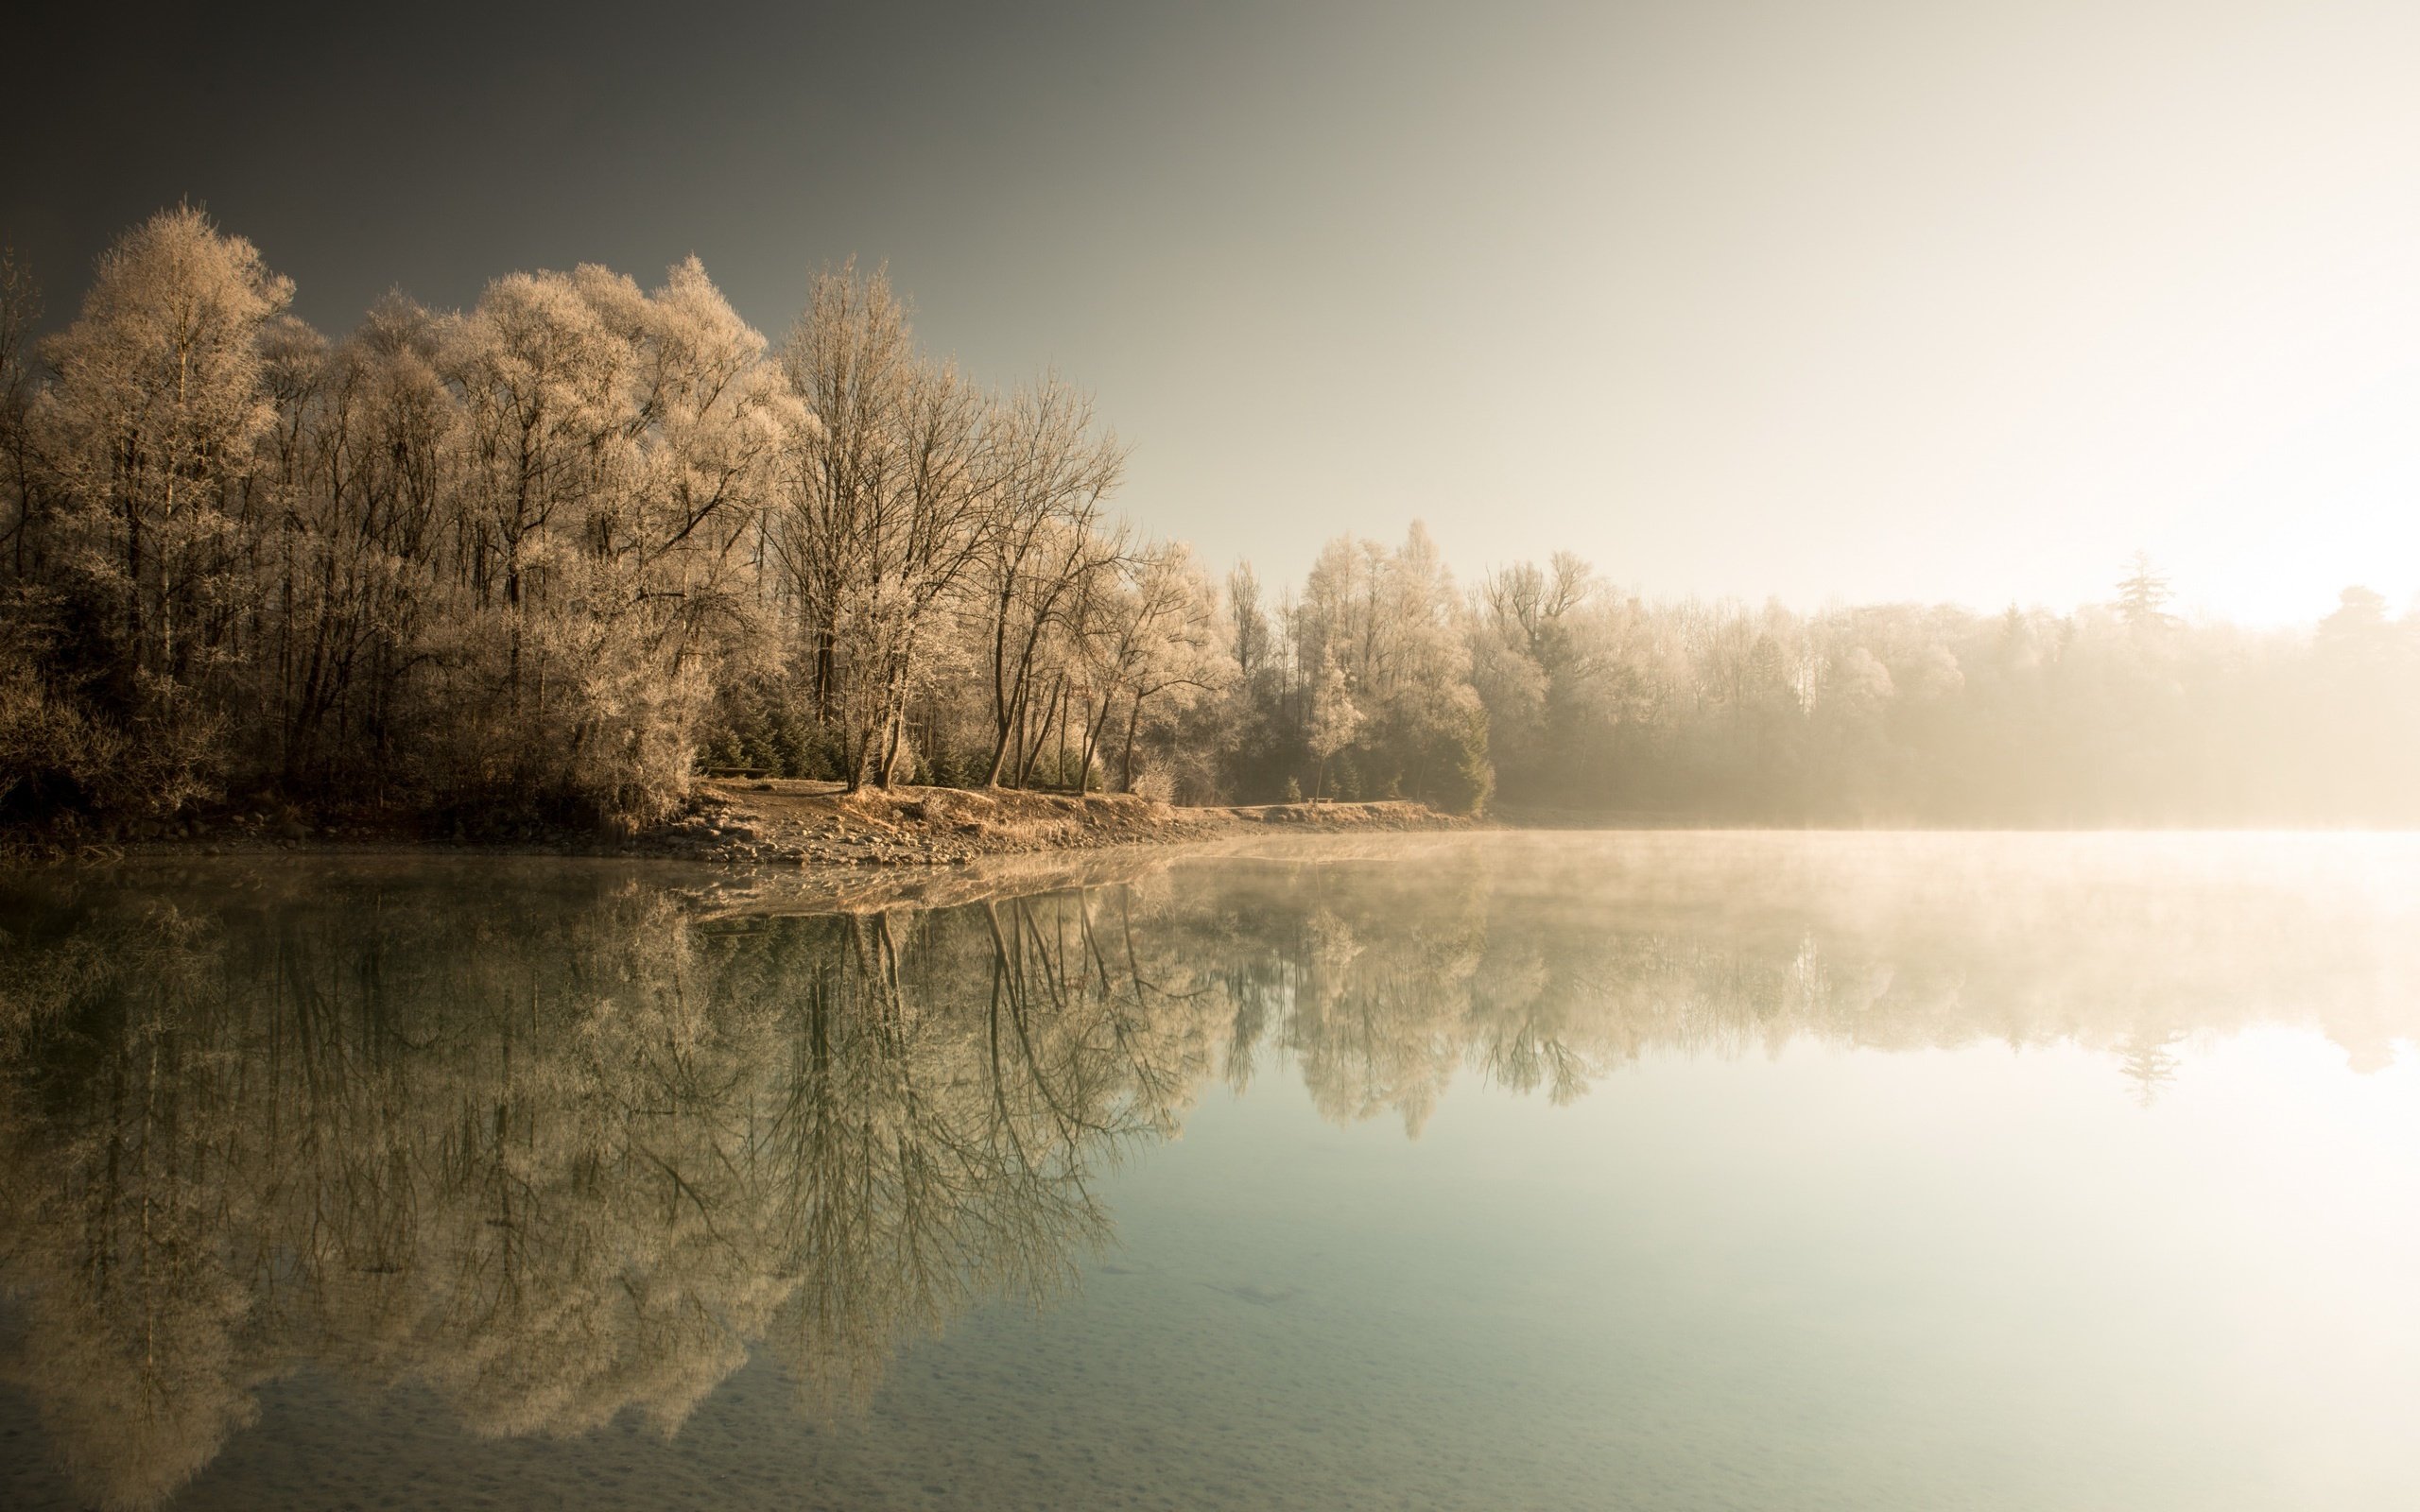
[1,833,2414,1510]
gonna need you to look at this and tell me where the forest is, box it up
[4,208,2418,833]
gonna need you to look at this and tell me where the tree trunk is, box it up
[1075,691,1092,796]
[876,696,907,788]
[983,678,1024,786]
[1078,691,1113,796]
[812,627,836,719]
[873,662,904,789]
[1018,674,1063,789]
[983,582,1018,782]
[123,491,144,677]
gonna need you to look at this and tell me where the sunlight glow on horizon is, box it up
[11,0,2420,626]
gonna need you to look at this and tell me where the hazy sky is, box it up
[12,0,2420,623]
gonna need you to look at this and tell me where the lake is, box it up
[2,833,2416,1511]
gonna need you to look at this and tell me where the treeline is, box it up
[5,210,2418,831]
[1463,553,2420,824]
[1213,536,2420,824]
[0,209,1230,832]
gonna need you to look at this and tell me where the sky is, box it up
[10,0,2420,625]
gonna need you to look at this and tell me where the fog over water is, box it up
[3,833,2416,1510]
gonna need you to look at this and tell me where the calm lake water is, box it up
[2,833,2417,1511]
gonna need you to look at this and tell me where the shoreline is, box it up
[13,781,1471,869]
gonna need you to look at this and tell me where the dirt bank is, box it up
[654,781,1466,867]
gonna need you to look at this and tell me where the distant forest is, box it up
[4,210,2416,832]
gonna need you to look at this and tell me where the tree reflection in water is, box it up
[1,834,2413,1510]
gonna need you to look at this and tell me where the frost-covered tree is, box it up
[35,208,292,691]
[1065,541,1222,795]
[427,259,801,820]
[973,378,1127,786]
[1283,524,1487,809]
[2115,549,2175,631]
[769,265,987,788]
[9,207,2420,833]
[1304,649,1358,803]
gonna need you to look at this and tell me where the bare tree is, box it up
[769,266,990,788]
[0,245,41,580]
[1072,542,1221,794]
[973,378,1126,786]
